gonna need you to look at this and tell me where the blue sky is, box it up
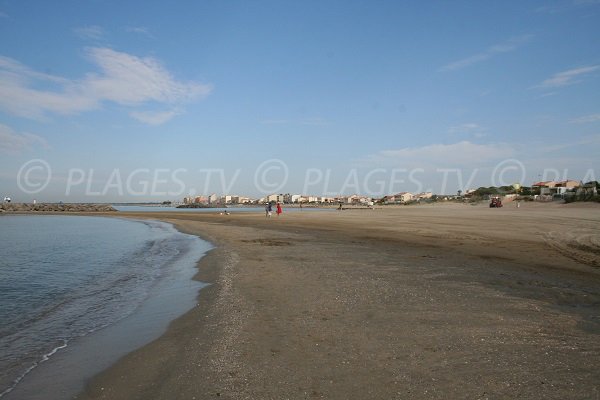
[1,0,599,201]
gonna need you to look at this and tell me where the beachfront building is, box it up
[345,194,359,204]
[357,196,373,204]
[577,182,598,196]
[383,192,413,204]
[319,197,336,204]
[290,195,318,203]
[342,194,371,204]
[220,195,232,204]
[230,196,252,204]
[462,189,477,198]
[194,195,208,204]
[183,196,194,205]
[554,180,581,194]
[532,181,557,195]
[266,194,285,203]
[396,192,414,203]
[533,180,580,196]
[208,194,218,205]
[415,192,433,200]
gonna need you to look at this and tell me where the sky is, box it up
[1,0,599,201]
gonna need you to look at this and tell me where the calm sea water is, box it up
[0,215,211,399]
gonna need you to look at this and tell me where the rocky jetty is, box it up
[0,203,117,213]
[176,203,211,208]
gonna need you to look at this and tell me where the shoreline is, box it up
[0,216,211,400]
[1,203,593,399]
[70,203,600,399]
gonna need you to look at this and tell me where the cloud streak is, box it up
[260,117,328,126]
[570,113,600,124]
[83,47,210,105]
[536,0,600,14]
[0,124,48,153]
[448,123,487,138]
[74,25,105,40]
[130,109,181,125]
[535,134,600,153]
[360,141,516,168]
[440,35,532,72]
[0,48,212,124]
[536,65,599,88]
[126,26,153,37]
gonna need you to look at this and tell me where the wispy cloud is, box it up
[0,58,96,117]
[536,65,599,88]
[130,109,181,125]
[440,35,532,72]
[357,138,598,192]
[360,141,515,168]
[261,119,289,125]
[0,123,48,153]
[74,25,105,40]
[570,113,600,123]
[536,91,558,98]
[0,56,70,84]
[126,26,153,38]
[536,0,600,13]
[448,123,487,138]
[537,134,600,153]
[83,47,211,105]
[0,48,212,124]
[260,117,328,126]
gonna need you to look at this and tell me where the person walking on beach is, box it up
[267,202,273,217]
[276,202,282,216]
[265,203,269,217]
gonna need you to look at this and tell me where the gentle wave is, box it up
[0,216,210,399]
[0,341,68,398]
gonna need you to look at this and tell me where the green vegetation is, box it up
[564,194,600,203]
[472,185,532,197]
[564,181,600,203]
[473,186,499,196]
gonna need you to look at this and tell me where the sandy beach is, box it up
[73,202,600,399]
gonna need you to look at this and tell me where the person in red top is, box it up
[276,202,282,216]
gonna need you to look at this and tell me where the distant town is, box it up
[2,179,598,208]
[177,179,599,207]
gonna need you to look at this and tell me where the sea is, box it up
[0,215,211,400]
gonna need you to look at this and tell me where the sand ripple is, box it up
[545,230,600,268]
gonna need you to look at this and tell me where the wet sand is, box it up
[76,202,600,399]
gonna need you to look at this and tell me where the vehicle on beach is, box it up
[489,197,503,208]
